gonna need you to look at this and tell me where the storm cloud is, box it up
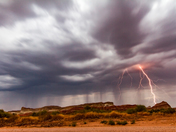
[0,0,176,110]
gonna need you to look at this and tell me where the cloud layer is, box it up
[0,0,176,110]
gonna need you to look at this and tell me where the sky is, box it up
[0,0,176,111]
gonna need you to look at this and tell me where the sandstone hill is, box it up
[152,101,171,109]
[8,101,172,115]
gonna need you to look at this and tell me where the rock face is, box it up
[152,101,171,109]
[13,102,114,114]
[21,106,62,112]
[77,102,114,107]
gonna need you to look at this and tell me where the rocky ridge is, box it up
[152,101,171,109]
[8,101,172,115]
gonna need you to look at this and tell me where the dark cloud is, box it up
[0,40,98,92]
[0,1,36,26]
[141,35,176,54]
[93,0,151,58]
[0,0,176,110]
[0,0,73,26]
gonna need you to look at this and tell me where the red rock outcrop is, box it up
[152,101,171,109]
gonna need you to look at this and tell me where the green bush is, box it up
[117,121,128,125]
[121,121,128,125]
[101,120,107,124]
[164,108,175,114]
[51,111,60,115]
[31,112,38,116]
[72,122,77,127]
[39,110,48,115]
[108,120,115,125]
[0,109,11,118]
[149,108,175,114]
[148,109,162,114]
[135,105,146,112]
[84,106,91,110]
[126,108,136,114]
[131,120,135,124]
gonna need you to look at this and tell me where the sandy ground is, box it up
[1,126,176,132]
[1,115,176,132]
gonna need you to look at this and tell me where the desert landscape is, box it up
[1,101,176,131]
[0,0,176,132]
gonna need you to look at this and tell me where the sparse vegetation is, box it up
[117,120,128,125]
[108,120,115,125]
[131,120,135,124]
[51,111,60,115]
[135,105,146,112]
[0,109,11,118]
[126,108,136,114]
[101,120,107,124]
[1,102,176,127]
[72,122,77,127]
[163,108,175,114]
[84,106,91,110]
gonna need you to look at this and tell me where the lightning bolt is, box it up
[117,69,133,101]
[138,71,145,90]
[138,65,156,104]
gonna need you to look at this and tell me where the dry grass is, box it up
[1,109,176,127]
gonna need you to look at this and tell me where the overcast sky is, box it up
[0,0,176,111]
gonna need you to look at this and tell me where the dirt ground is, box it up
[1,126,176,132]
[1,115,176,132]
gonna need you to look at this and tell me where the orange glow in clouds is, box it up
[117,64,157,104]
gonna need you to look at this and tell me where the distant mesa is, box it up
[152,101,171,110]
[8,101,172,115]
[21,106,62,112]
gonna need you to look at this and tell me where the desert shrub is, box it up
[148,109,162,114]
[101,120,107,124]
[163,108,175,114]
[32,110,48,117]
[109,111,122,118]
[39,110,48,115]
[0,118,5,127]
[0,110,4,113]
[116,121,121,125]
[121,121,128,125]
[18,117,38,125]
[149,108,175,114]
[138,112,150,116]
[108,120,115,125]
[84,121,87,124]
[0,110,11,118]
[135,105,146,112]
[73,113,85,120]
[131,120,135,124]
[52,114,64,120]
[51,111,60,115]
[6,115,19,123]
[72,122,76,127]
[39,114,52,121]
[117,120,128,125]
[44,114,52,121]
[126,108,136,114]
[84,106,91,110]
[31,112,38,116]
[85,112,99,119]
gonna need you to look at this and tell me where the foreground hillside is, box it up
[0,101,176,128]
